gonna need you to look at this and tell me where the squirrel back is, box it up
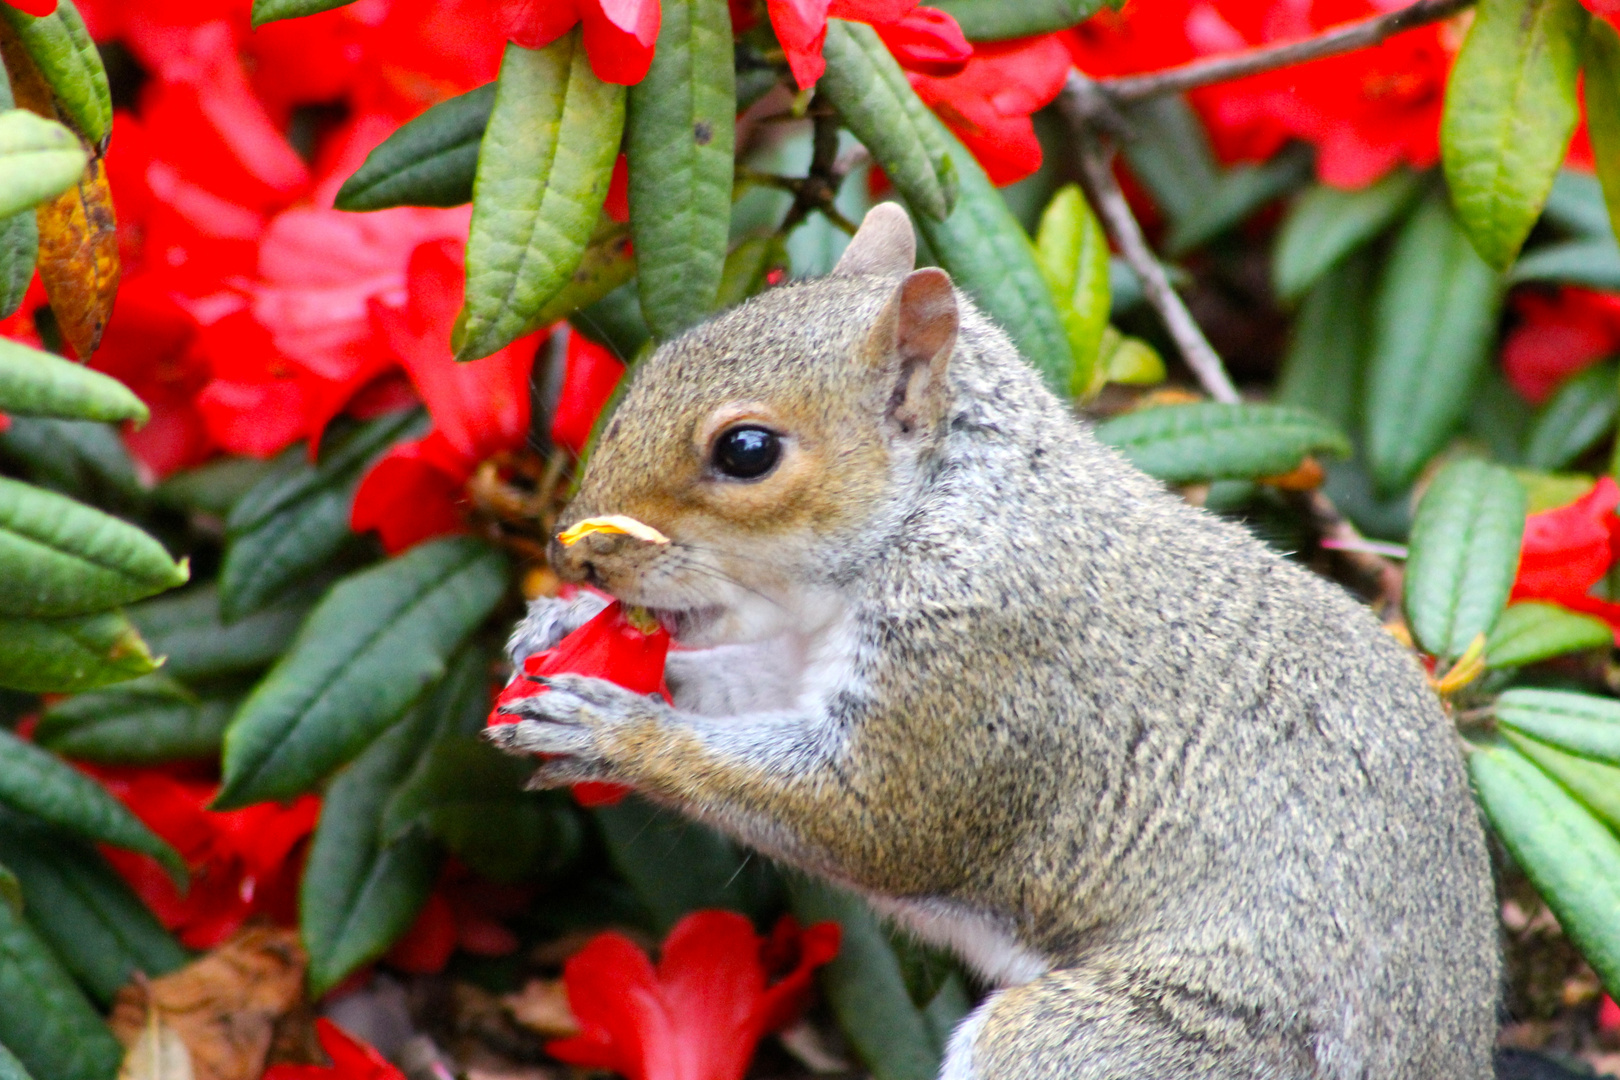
[495,204,1499,1079]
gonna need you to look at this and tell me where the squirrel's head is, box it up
[551,203,959,646]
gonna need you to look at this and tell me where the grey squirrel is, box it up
[488,203,1500,1078]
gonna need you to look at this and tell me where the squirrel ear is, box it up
[832,203,916,277]
[872,267,958,435]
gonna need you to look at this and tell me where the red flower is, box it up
[1511,477,1620,641]
[491,599,671,807]
[491,0,662,85]
[874,6,970,77]
[908,33,1073,186]
[263,1020,404,1080]
[552,331,627,456]
[770,0,917,89]
[351,431,475,554]
[6,0,58,14]
[547,911,841,1080]
[1502,287,1620,405]
[89,769,319,950]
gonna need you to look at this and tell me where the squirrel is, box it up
[488,203,1500,1078]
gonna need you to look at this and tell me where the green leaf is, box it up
[1092,402,1350,486]
[0,1,110,147]
[929,0,1102,38]
[0,609,158,693]
[1274,251,1374,435]
[1485,602,1613,668]
[913,121,1071,394]
[0,810,186,1005]
[714,235,788,310]
[0,1041,35,1080]
[457,34,626,361]
[216,537,508,808]
[1363,191,1503,495]
[220,409,423,623]
[788,877,945,1080]
[595,796,778,932]
[382,736,577,882]
[1165,145,1312,257]
[1544,168,1615,238]
[1583,19,1620,243]
[301,705,439,996]
[1470,740,1620,997]
[0,416,141,506]
[1504,729,1620,831]
[1522,359,1618,469]
[1034,184,1110,398]
[0,209,38,321]
[1272,169,1423,302]
[0,863,17,914]
[36,676,235,764]
[521,219,636,334]
[0,110,83,219]
[820,20,957,223]
[152,456,279,516]
[0,336,145,422]
[1403,459,1526,658]
[627,0,734,340]
[1510,237,1620,289]
[0,726,184,881]
[1440,0,1588,269]
[250,0,357,27]
[0,476,187,618]
[0,893,122,1080]
[1512,467,1595,511]
[1496,687,1620,763]
[334,83,493,211]
[1116,97,1219,226]
[129,583,317,682]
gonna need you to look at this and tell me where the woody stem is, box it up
[1094,0,1477,103]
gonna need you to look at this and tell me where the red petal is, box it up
[351,432,476,554]
[768,0,832,88]
[5,0,58,14]
[580,0,660,83]
[657,911,769,1080]
[494,0,583,47]
[570,781,632,806]
[827,0,915,20]
[875,6,971,77]
[1512,477,1620,605]
[551,332,626,456]
[604,154,630,223]
[754,918,840,1034]
[547,932,673,1077]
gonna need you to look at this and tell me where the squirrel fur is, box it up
[488,203,1500,1078]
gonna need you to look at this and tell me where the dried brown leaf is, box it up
[34,149,117,357]
[118,1004,196,1080]
[500,979,578,1040]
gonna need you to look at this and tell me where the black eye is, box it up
[712,425,781,479]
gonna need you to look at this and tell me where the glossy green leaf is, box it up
[1485,602,1613,668]
[301,705,439,996]
[128,583,317,682]
[1272,170,1423,302]
[0,209,38,321]
[0,1,110,146]
[1544,169,1615,238]
[1471,740,1620,996]
[1274,251,1373,435]
[1166,145,1312,256]
[216,537,508,808]
[334,83,493,211]
[1505,729,1620,831]
[820,20,956,223]
[714,234,788,310]
[1093,402,1350,486]
[1403,459,1526,658]
[1510,237,1620,289]
[1496,687,1620,763]
[251,0,357,27]
[1363,192,1503,495]
[1116,97,1219,225]
[1512,468,1595,512]
[0,477,187,618]
[0,609,157,693]
[929,0,1102,38]
[1093,330,1164,390]
[36,676,235,764]
[0,894,122,1080]
[457,34,625,361]
[152,456,279,516]
[0,1041,33,1080]
[1522,360,1618,469]
[788,877,944,1080]
[220,409,423,622]
[0,336,145,423]
[914,121,1070,394]
[0,727,183,880]
[1440,0,1588,269]
[0,109,83,218]
[382,736,576,883]
[627,0,734,340]
[1583,19,1620,243]
[522,219,636,335]
[0,416,141,506]
[1034,184,1110,398]
[0,810,186,1005]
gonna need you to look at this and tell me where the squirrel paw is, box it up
[504,592,612,664]
[485,673,666,786]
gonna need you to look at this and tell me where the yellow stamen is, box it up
[556,515,670,548]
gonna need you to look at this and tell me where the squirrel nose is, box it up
[549,529,630,585]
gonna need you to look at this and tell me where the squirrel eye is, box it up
[712,425,781,480]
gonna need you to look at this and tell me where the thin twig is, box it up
[1097,0,1476,104]
[1062,92,1242,404]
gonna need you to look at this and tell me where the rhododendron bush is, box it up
[1,0,1620,1073]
